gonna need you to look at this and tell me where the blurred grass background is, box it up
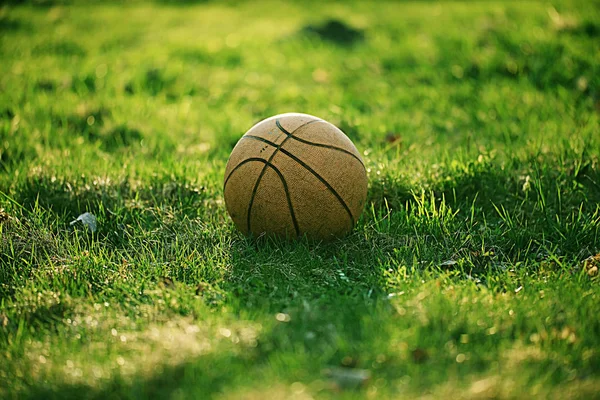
[1,0,599,398]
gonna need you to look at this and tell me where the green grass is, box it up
[1,0,600,398]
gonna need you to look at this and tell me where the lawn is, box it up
[1,0,599,398]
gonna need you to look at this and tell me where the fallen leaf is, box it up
[70,212,97,232]
[411,348,429,363]
[385,132,402,144]
[440,260,458,268]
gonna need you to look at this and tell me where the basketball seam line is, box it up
[275,120,365,168]
[223,119,323,185]
[243,119,319,236]
[243,134,356,227]
[291,136,365,167]
[246,135,294,235]
[275,119,321,136]
[224,157,299,236]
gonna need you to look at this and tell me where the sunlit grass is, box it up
[1,0,599,398]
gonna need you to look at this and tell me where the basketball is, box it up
[223,113,368,240]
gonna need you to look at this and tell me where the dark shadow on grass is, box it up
[1,174,210,286]
[560,20,600,38]
[0,15,30,32]
[35,79,56,92]
[224,235,387,310]
[50,108,110,140]
[71,73,98,94]
[8,173,207,220]
[172,47,243,67]
[101,125,144,150]
[1,300,72,335]
[0,107,15,120]
[48,108,145,150]
[125,68,176,97]
[33,40,86,57]
[300,19,365,46]
[0,217,61,300]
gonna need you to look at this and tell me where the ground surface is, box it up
[1,0,599,398]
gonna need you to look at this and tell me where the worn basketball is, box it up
[223,113,368,240]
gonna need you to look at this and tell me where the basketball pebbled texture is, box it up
[223,113,368,240]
